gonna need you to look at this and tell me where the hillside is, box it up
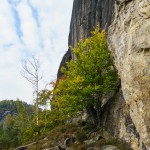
[0,100,17,122]
[0,100,32,122]
[16,122,131,150]
[0,100,33,149]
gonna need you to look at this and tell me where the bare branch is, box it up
[21,55,43,126]
[22,62,37,79]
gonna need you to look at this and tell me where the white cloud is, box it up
[0,1,19,45]
[16,0,41,52]
[0,0,73,103]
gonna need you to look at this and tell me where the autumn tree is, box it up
[53,27,117,127]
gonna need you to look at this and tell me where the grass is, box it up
[21,122,131,150]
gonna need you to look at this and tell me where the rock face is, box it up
[68,0,114,47]
[57,0,114,78]
[108,0,150,149]
[57,0,150,150]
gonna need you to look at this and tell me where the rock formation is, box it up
[108,0,150,149]
[57,0,114,78]
[57,0,150,150]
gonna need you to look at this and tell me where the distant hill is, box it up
[0,100,32,122]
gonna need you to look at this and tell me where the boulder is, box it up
[101,145,119,150]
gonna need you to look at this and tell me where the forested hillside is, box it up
[0,100,17,122]
[0,100,33,149]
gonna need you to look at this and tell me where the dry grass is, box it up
[26,122,131,150]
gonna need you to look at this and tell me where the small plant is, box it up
[76,130,87,143]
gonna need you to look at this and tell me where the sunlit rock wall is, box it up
[108,0,150,149]
[57,0,150,149]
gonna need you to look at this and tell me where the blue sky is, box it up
[0,0,73,103]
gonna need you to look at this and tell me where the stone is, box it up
[15,147,27,150]
[15,142,36,150]
[87,147,101,150]
[101,145,119,150]
[64,137,75,147]
[48,146,60,150]
[95,135,104,141]
[42,143,48,148]
[43,137,49,141]
[57,145,65,150]
[84,139,96,145]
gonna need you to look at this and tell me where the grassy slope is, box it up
[21,122,131,150]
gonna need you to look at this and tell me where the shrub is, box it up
[76,130,87,143]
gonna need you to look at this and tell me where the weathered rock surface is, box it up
[15,142,36,150]
[108,0,150,149]
[57,0,115,78]
[101,88,144,150]
[101,145,119,150]
[57,0,150,150]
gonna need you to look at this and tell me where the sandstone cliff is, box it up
[57,0,114,78]
[57,0,150,150]
[108,0,150,149]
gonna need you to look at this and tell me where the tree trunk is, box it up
[96,99,102,128]
[86,104,98,125]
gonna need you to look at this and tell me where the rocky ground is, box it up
[15,122,131,150]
